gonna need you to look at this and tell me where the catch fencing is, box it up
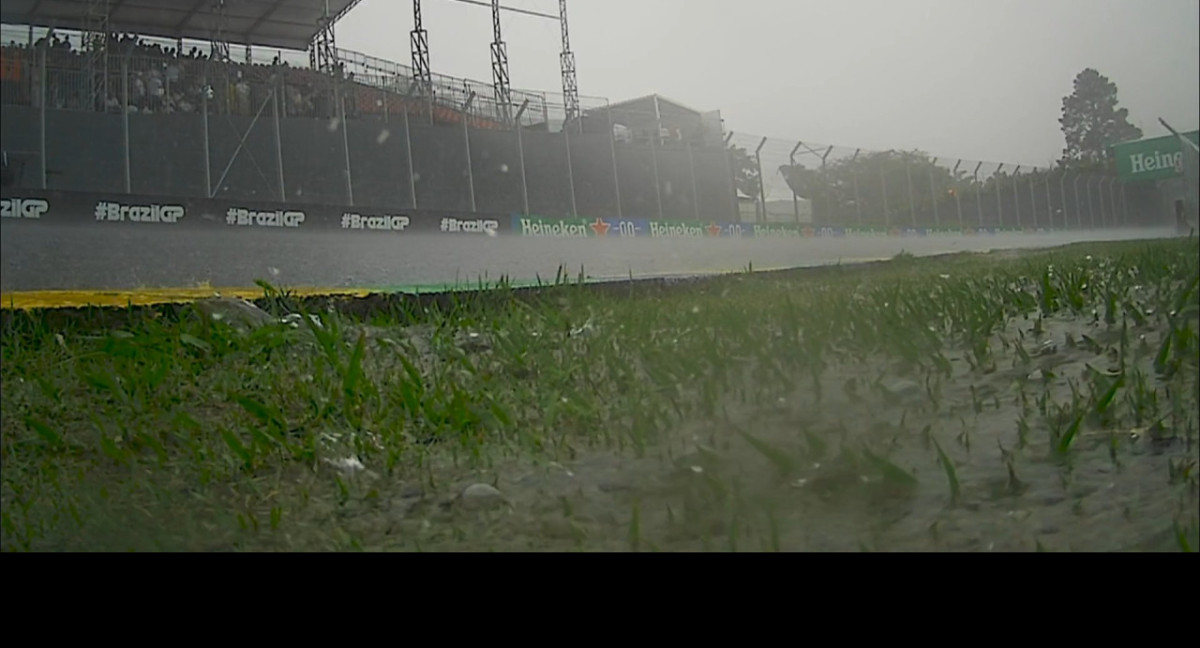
[0,25,1162,230]
[724,132,1153,231]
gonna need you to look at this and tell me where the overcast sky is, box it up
[337,0,1200,167]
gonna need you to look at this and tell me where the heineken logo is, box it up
[519,217,590,237]
[1128,150,1183,175]
[648,221,705,237]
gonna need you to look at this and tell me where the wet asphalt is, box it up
[0,220,1180,293]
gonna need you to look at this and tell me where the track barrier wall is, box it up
[3,186,1087,239]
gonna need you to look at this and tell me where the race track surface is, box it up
[0,220,1181,295]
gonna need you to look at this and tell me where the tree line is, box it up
[731,67,1151,227]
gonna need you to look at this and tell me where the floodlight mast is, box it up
[490,0,512,124]
[312,0,340,74]
[83,0,110,110]
[439,0,578,127]
[411,0,432,97]
[560,0,580,126]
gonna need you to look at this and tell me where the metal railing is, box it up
[0,23,614,131]
[721,131,1137,230]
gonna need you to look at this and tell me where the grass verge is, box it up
[2,239,1197,551]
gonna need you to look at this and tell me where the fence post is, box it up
[337,71,355,206]
[1044,172,1053,230]
[789,141,802,224]
[202,78,212,198]
[1028,172,1038,229]
[923,157,937,227]
[272,78,286,202]
[994,163,1005,228]
[514,99,530,215]
[38,42,46,189]
[1059,171,1069,229]
[121,56,131,193]
[1087,176,1096,228]
[973,162,983,227]
[1107,178,1118,229]
[819,145,833,223]
[606,103,624,220]
[881,167,890,227]
[1012,166,1023,228]
[687,141,700,221]
[564,118,578,218]
[952,160,963,228]
[462,91,476,212]
[1120,183,1128,226]
[724,132,737,222]
[927,157,939,227]
[904,157,917,227]
[1080,172,1089,229]
[651,130,665,221]
[403,85,418,208]
[851,149,862,224]
[754,137,767,223]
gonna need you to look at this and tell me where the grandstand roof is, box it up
[0,0,360,51]
[602,94,705,118]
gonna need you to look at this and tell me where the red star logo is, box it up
[706,222,723,237]
[802,227,815,237]
[590,217,610,236]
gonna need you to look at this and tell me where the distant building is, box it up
[737,193,813,224]
[580,94,725,148]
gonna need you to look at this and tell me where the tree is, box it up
[778,149,959,225]
[1059,68,1142,169]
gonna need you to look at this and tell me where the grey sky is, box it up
[337,0,1199,167]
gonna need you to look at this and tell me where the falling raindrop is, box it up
[377,129,390,144]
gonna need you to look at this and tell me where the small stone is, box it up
[884,379,920,395]
[1028,369,1044,381]
[456,331,492,352]
[458,483,507,511]
[322,456,365,474]
[192,297,275,332]
[597,479,631,493]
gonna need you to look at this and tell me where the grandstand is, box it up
[0,1,553,128]
[0,1,735,223]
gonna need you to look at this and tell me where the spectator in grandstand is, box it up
[131,70,146,109]
[146,68,164,112]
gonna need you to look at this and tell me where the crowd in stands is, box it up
[1,30,637,135]
[0,31,435,122]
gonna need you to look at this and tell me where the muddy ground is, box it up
[3,242,1196,552]
[0,220,1176,292]
[313,313,1195,552]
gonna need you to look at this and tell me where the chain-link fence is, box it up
[724,131,1142,231]
[1173,127,1200,234]
[0,23,1165,229]
[1,35,734,222]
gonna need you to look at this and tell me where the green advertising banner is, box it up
[1111,131,1200,182]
